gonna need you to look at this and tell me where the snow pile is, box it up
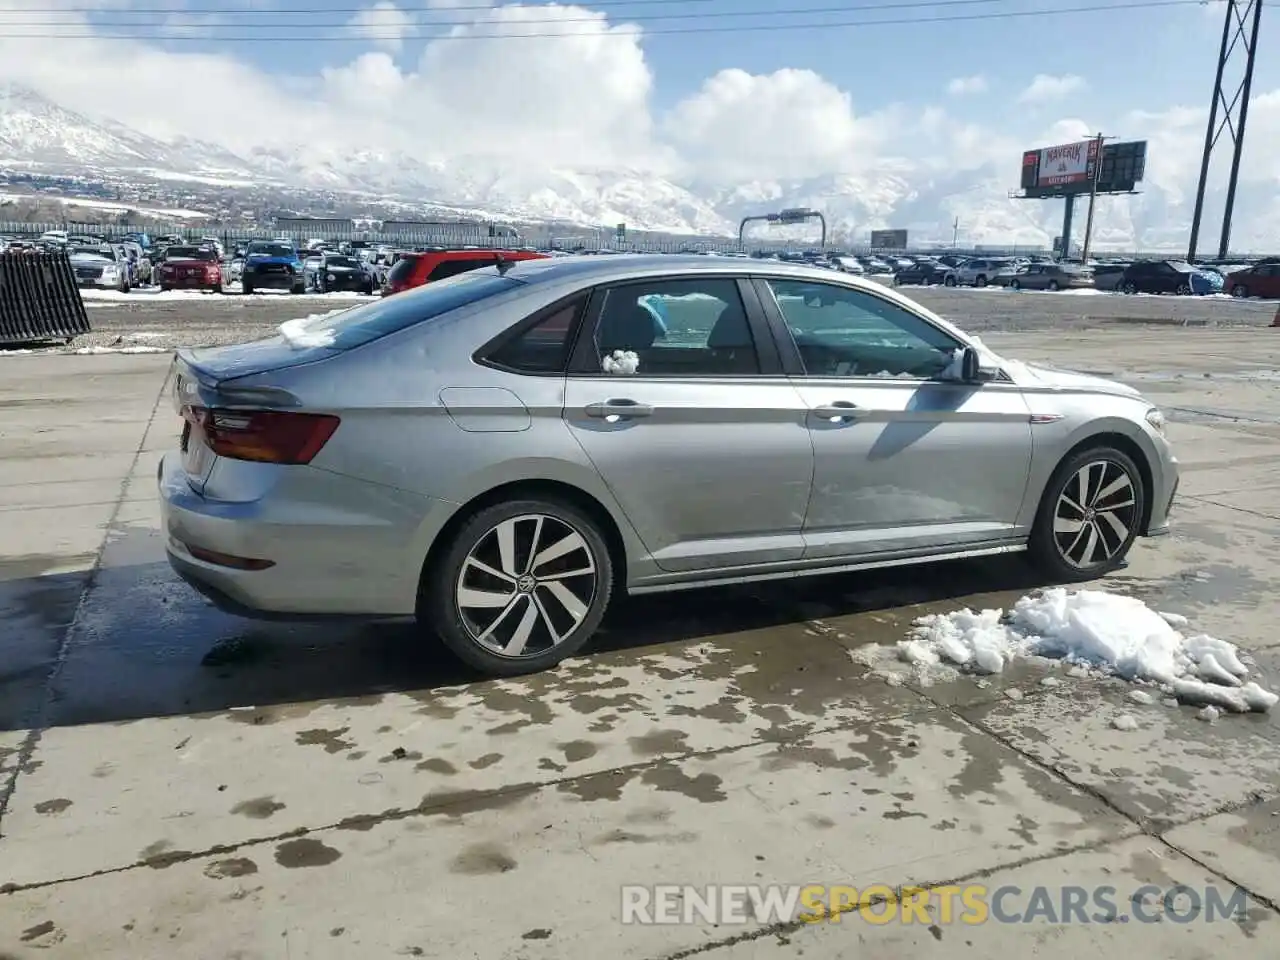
[601,349,640,375]
[860,588,1277,714]
[278,308,348,349]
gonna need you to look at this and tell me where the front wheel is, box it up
[291,283,306,295]
[1028,446,1145,582]
[975,275,987,288]
[1009,279,1021,290]
[944,275,956,287]
[1047,280,1060,291]
[1121,281,1137,295]
[1176,282,1192,296]
[423,498,615,676]
[1231,284,1248,298]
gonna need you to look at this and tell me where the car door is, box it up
[1255,264,1280,298]
[561,274,814,574]
[1018,265,1044,289]
[754,276,1034,560]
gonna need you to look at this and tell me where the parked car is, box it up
[241,240,306,295]
[892,260,953,286]
[68,243,130,292]
[382,248,547,297]
[1119,260,1223,296]
[158,255,1178,677]
[305,252,376,294]
[1091,263,1130,292]
[1224,261,1280,299]
[952,258,1006,287]
[1002,263,1095,291]
[155,245,223,293]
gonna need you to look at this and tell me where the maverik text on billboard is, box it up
[1035,140,1098,187]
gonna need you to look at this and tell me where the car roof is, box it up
[502,253,892,289]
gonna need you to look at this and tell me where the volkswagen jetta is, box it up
[159,255,1178,675]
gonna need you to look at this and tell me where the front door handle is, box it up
[811,402,864,423]
[585,399,654,421]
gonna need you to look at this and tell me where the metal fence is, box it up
[0,250,91,344]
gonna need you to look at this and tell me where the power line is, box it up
[0,0,1220,39]
[5,0,1013,29]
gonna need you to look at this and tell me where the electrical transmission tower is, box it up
[1188,0,1263,261]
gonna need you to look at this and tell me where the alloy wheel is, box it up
[1053,460,1138,570]
[454,513,598,658]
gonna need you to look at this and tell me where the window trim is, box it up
[473,291,591,377]
[565,275,784,379]
[751,275,982,382]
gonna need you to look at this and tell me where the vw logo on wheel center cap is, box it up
[516,574,536,593]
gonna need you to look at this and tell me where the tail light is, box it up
[186,407,339,464]
[205,265,219,280]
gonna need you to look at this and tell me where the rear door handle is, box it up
[811,402,864,423]
[585,399,654,420]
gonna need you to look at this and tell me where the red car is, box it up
[382,248,547,297]
[1225,260,1280,299]
[157,245,223,293]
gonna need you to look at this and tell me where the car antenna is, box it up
[494,251,513,275]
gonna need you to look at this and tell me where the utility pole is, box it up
[952,217,959,249]
[1080,133,1108,263]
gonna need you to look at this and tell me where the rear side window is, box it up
[486,297,586,373]
[387,257,420,286]
[427,258,491,283]
[281,272,518,351]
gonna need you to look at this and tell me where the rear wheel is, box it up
[944,274,956,287]
[291,282,305,295]
[242,281,254,295]
[1009,279,1021,290]
[1029,446,1145,582]
[1047,280,1060,291]
[423,498,614,676]
[1121,281,1138,295]
[975,274,988,287]
[1231,284,1248,297]
[1176,282,1192,295]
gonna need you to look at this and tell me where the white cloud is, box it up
[347,1,416,53]
[947,75,987,96]
[1013,73,1085,104]
[1018,74,1086,104]
[665,68,881,182]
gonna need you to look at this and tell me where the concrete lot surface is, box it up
[1,316,1280,957]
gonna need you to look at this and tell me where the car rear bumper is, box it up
[158,451,451,618]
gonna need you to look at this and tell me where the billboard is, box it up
[870,229,908,249]
[1019,141,1147,198]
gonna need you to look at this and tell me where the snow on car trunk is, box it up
[852,588,1278,715]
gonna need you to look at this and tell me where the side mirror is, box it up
[961,346,980,382]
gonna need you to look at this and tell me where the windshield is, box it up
[1166,261,1195,272]
[70,246,113,259]
[278,271,517,351]
[247,242,295,258]
[325,256,361,268]
[165,247,216,261]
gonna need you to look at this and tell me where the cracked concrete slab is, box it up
[698,835,1275,958]
[0,710,1131,957]
[1164,798,1280,907]
[963,683,1280,833]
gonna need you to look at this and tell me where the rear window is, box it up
[387,256,420,286]
[247,242,295,258]
[427,258,493,282]
[279,271,518,351]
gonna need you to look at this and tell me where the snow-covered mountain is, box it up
[0,85,1261,249]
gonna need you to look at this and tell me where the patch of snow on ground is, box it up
[852,588,1277,714]
[81,286,368,302]
[72,345,168,354]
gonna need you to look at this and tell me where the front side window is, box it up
[590,278,759,376]
[764,279,961,379]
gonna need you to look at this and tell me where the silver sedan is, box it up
[158,256,1179,675]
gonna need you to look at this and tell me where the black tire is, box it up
[1176,282,1192,296]
[208,284,221,295]
[1121,281,1137,295]
[159,284,171,293]
[422,497,615,676]
[1028,445,1146,582]
[1009,279,1020,290]
[944,275,956,287]
[291,283,305,295]
[1231,284,1248,298]
[975,275,987,287]
[1047,280,1060,291]
[242,281,254,295]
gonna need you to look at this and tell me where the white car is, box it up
[68,243,130,292]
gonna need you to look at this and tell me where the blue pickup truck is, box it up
[240,240,306,295]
